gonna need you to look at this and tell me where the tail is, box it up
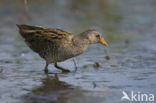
[17,24,46,39]
[16,24,50,53]
[17,24,44,30]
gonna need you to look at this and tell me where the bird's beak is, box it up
[99,37,108,46]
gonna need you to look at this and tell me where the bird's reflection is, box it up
[22,73,104,103]
[22,74,81,103]
[34,74,74,93]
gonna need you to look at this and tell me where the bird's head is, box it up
[82,29,108,46]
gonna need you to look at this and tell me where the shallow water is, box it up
[0,0,156,103]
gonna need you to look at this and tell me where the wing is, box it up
[17,24,72,53]
[17,24,72,40]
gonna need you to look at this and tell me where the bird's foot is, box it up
[61,68,70,72]
[55,62,70,73]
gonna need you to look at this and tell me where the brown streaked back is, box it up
[17,24,72,53]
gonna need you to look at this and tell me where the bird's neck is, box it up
[73,34,89,46]
[71,34,89,56]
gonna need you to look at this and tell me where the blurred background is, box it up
[0,0,156,103]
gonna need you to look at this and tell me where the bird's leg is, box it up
[54,73,59,81]
[44,62,49,73]
[73,58,78,72]
[54,62,70,72]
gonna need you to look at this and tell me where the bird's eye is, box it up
[96,34,100,38]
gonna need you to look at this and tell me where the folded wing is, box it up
[17,24,71,53]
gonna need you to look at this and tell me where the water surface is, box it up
[0,0,156,103]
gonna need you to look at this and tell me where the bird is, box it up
[17,24,108,73]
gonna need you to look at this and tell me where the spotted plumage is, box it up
[17,24,108,73]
